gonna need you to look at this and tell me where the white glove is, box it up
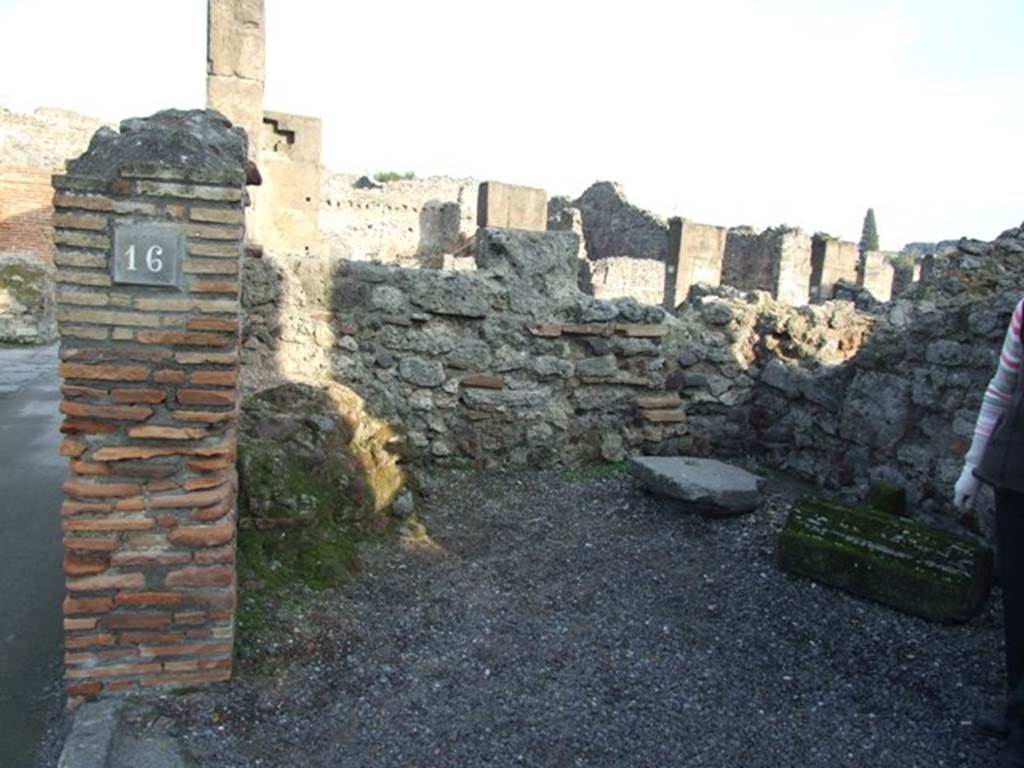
[954,465,981,511]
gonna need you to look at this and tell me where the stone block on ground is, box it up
[628,456,765,516]
[777,498,993,623]
[57,700,122,768]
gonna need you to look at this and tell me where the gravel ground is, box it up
[43,466,1009,767]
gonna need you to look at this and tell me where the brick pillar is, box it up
[52,110,246,699]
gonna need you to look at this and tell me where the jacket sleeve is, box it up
[965,298,1024,467]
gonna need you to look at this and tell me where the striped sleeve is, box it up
[965,298,1024,466]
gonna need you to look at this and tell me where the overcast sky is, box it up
[1,0,1021,250]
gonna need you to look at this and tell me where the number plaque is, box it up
[112,223,185,289]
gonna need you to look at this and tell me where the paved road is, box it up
[0,344,66,768]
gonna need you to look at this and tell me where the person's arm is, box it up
[955,298,1024,509]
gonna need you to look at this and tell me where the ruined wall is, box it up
[665,218,727,308]
[749,289,1014,528]
[773,228,813,306]
[1,107,109,264]
[242,229,689,465]
[0,254,56,343]
[810,236,859,300]
[589,257,665,306]
[320,173,478,264]
[860,250,896,302]
[0,167,56,262]
[253,111,322,255]
[206,0,321,256]
[573,182,668,262]
[237,217,1024,532]
[721,227,767,293]
[477,182,547,231]
[721,226,812,305]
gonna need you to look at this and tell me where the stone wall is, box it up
[860,250,896,302]
[810,235,859,300]
[237,217,1024,532]
[0,254,56,343]
[206,0,321,256]
[0,107,108,168]
[320,173,478,264]
[589,256,665,307]
[721,227,764,293]
[572,182,668,262]
[721,226,813,306]
[0,166,57,262]
[477,182,547,231]
[749,288,1015,529]
[242,229,689,466]
[1,107,109,265]
[665,218,727,309]
[253,111,322,255]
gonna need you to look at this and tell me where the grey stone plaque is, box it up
[112,223,185,289]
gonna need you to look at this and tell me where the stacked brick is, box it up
[52,111,246,698]
[0,165,56,261]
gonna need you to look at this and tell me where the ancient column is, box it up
[206,0,265,164]
[52,110,246,699]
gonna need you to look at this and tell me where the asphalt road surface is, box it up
[0,344,65,768]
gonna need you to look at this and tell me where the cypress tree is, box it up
[859,208,879,254]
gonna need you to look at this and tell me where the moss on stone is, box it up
[867,481,907,517]
[235,382,414,634]
[0,263,46,307]
[777,497,992,623]
[236,441,364,632]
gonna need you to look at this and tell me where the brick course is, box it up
[53,110,245,699]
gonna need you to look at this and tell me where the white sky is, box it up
[1,0,1021,250]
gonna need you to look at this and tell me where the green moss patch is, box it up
[235,382,411,634]
[777,498,993,623]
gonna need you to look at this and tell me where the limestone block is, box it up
[476,182,547,231]
[207,0,265,82]
[810,236,859,299]
[206,77,263,156]
[666,218,727,309]
[860,251,897,302]
[251,112,322,255]
[589,256,664,307]
[777,498,992,623]
[628,456,765,516]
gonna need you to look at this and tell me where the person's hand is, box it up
[954,465,981,511]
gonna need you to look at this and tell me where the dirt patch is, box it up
[42,466,1006,767]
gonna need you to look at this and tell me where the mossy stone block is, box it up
[777,498,992,623]
[867,480,907,517]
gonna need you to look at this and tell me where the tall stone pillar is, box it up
[52,110,246,699]
[206,0,265,164]
[664,218,726,310]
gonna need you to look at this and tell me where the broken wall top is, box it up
[65,109,247,184]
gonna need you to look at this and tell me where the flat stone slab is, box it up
[58,699,122,768]
[777,498,993,623]
[628,456,764,516]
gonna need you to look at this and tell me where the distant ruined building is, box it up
[0,0,944,345]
